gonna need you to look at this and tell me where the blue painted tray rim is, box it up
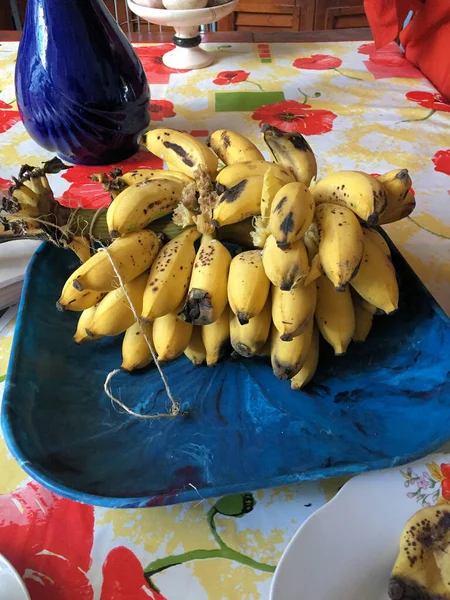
[1,242,448,508]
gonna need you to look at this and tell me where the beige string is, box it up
[98,242,180,420]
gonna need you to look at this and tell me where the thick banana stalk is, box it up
[272,281,317,341]
[290,325,319,390]
[69,231,162,293]
[184,327,206,365]
[312,171,387,225]
[143,128,218,178]
[122,320,154,371]
[57,280,105,312]
[261,124,317,186]
[230,296,271,357]
[202,305,230,366]
[73,306,101,344]
[142,227,200,322]
[215,160,294,189]
[87,272,148,337]
[378,168,412,224]
[179,237,231,325]
[227,250,270,324]
[119,169,193,186]
[212,175,264,227]
[352,301,374,342]
[262,234,309,290]
[362,227,391,257]
[389,504,450,600]
[350,234,399,314]
[269,182,314,249]
[379,191,416,225]
[315,274,355,355]
[153,312,193,361]
[315,203,364,291]
[107,178,186,237]
[207,129,264,165]
[271,320,314,380]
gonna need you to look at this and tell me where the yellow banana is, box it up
[230,296,271,357]
[379,191,416,224]
[62,236,91,264]
[57,280,105,312]
[271,320,314,380]
[290,325,319,390]
[184,327,206,365]
[304,221,319,261]
[73,306,101,344]
[315,274,355,355]
[260,167,288,222]
[262,234,309,290]
[315,203,364,291]
[143,128,218,178]
[121,320,154,371]
[351,234,399,314]
[351,288,381,315]
[212,175,264,227]
[107,178,186,237]
[227,250,270,324]
[87,272,148,337]
[179,236,231,325]
[153,311,193,361]
[272,281,317,341]
[119,169,193,186]
[269,182,315,249]
[69,231,162,293]
[202,305,230,366]
[352,301,374,343]
[207,129,264,165]
[215,160,295,190]
[378,168,411,217]
[302,254,323,287]
[142,227,201,322]
[312,171,387,225]
[261,124,317,186]
[362,226,391,257]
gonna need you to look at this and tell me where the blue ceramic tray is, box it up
[2,241,450,508]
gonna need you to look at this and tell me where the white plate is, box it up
[270,453,450,600]
[0,554,30,600]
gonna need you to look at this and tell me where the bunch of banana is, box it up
[56,124,417,393]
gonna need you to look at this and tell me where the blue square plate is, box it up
[2,241,450,508]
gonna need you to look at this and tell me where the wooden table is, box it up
[0,27,372,43]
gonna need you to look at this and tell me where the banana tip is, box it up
[237,312,249,326]
[210,219,219,228]
[280,333,293,342]
[367,214,379,226]
[109,229,120,240]
[56,301,65,312]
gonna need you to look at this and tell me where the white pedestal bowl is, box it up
[127,0,239,70]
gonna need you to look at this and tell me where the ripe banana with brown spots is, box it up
[107,178,186,237]
[290,325,320,390]
[271,320,314,380]
[272,281,317,341]
[153,311,193,361]
[143,128,218,178]
[312,171,388,224]
[179,236,231,325]
[315,274,355,355]
[121,321,154,371]
[230,295,271,357]
[227,250,270,324]
[315,203,364,291]
[202,305,230,366]
[261,124,318,186]
[142,227,200,322]
[378,168,415,224]
[262,234,309,290]
[269,182,315,249]
[118,169,193,186]
[212,175,264,227]
[184,327,206,365]
[215,160,295,190]
[73,306,102,344]
[57,280,105,312]
[67,231,162,293]
[207,129,264,165]
[362,226,391,257]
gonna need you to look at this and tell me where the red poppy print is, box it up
[441,464,450,500]
[0,99,13,109]
[0,176,12,193]
[100,547,166,600]
[293,54,342,70]
[252,100,337,135]
[149,99,176,122]
[134,44,189,84]
[59,148,163,210]
[358,42,423,79]
[432,150,450,176]
[213,70,250,85]
[406,91,450,113]
[0,108,20,133]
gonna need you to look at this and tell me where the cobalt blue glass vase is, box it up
[15,0,150,165]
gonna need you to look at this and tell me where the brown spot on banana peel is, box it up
[279,212,295,236]
[162,141,195,168]
[219,179,247,204]
[222,132,231,148]
[273,197,287,212]
[178,288,214,325]
[73,279,83,291]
